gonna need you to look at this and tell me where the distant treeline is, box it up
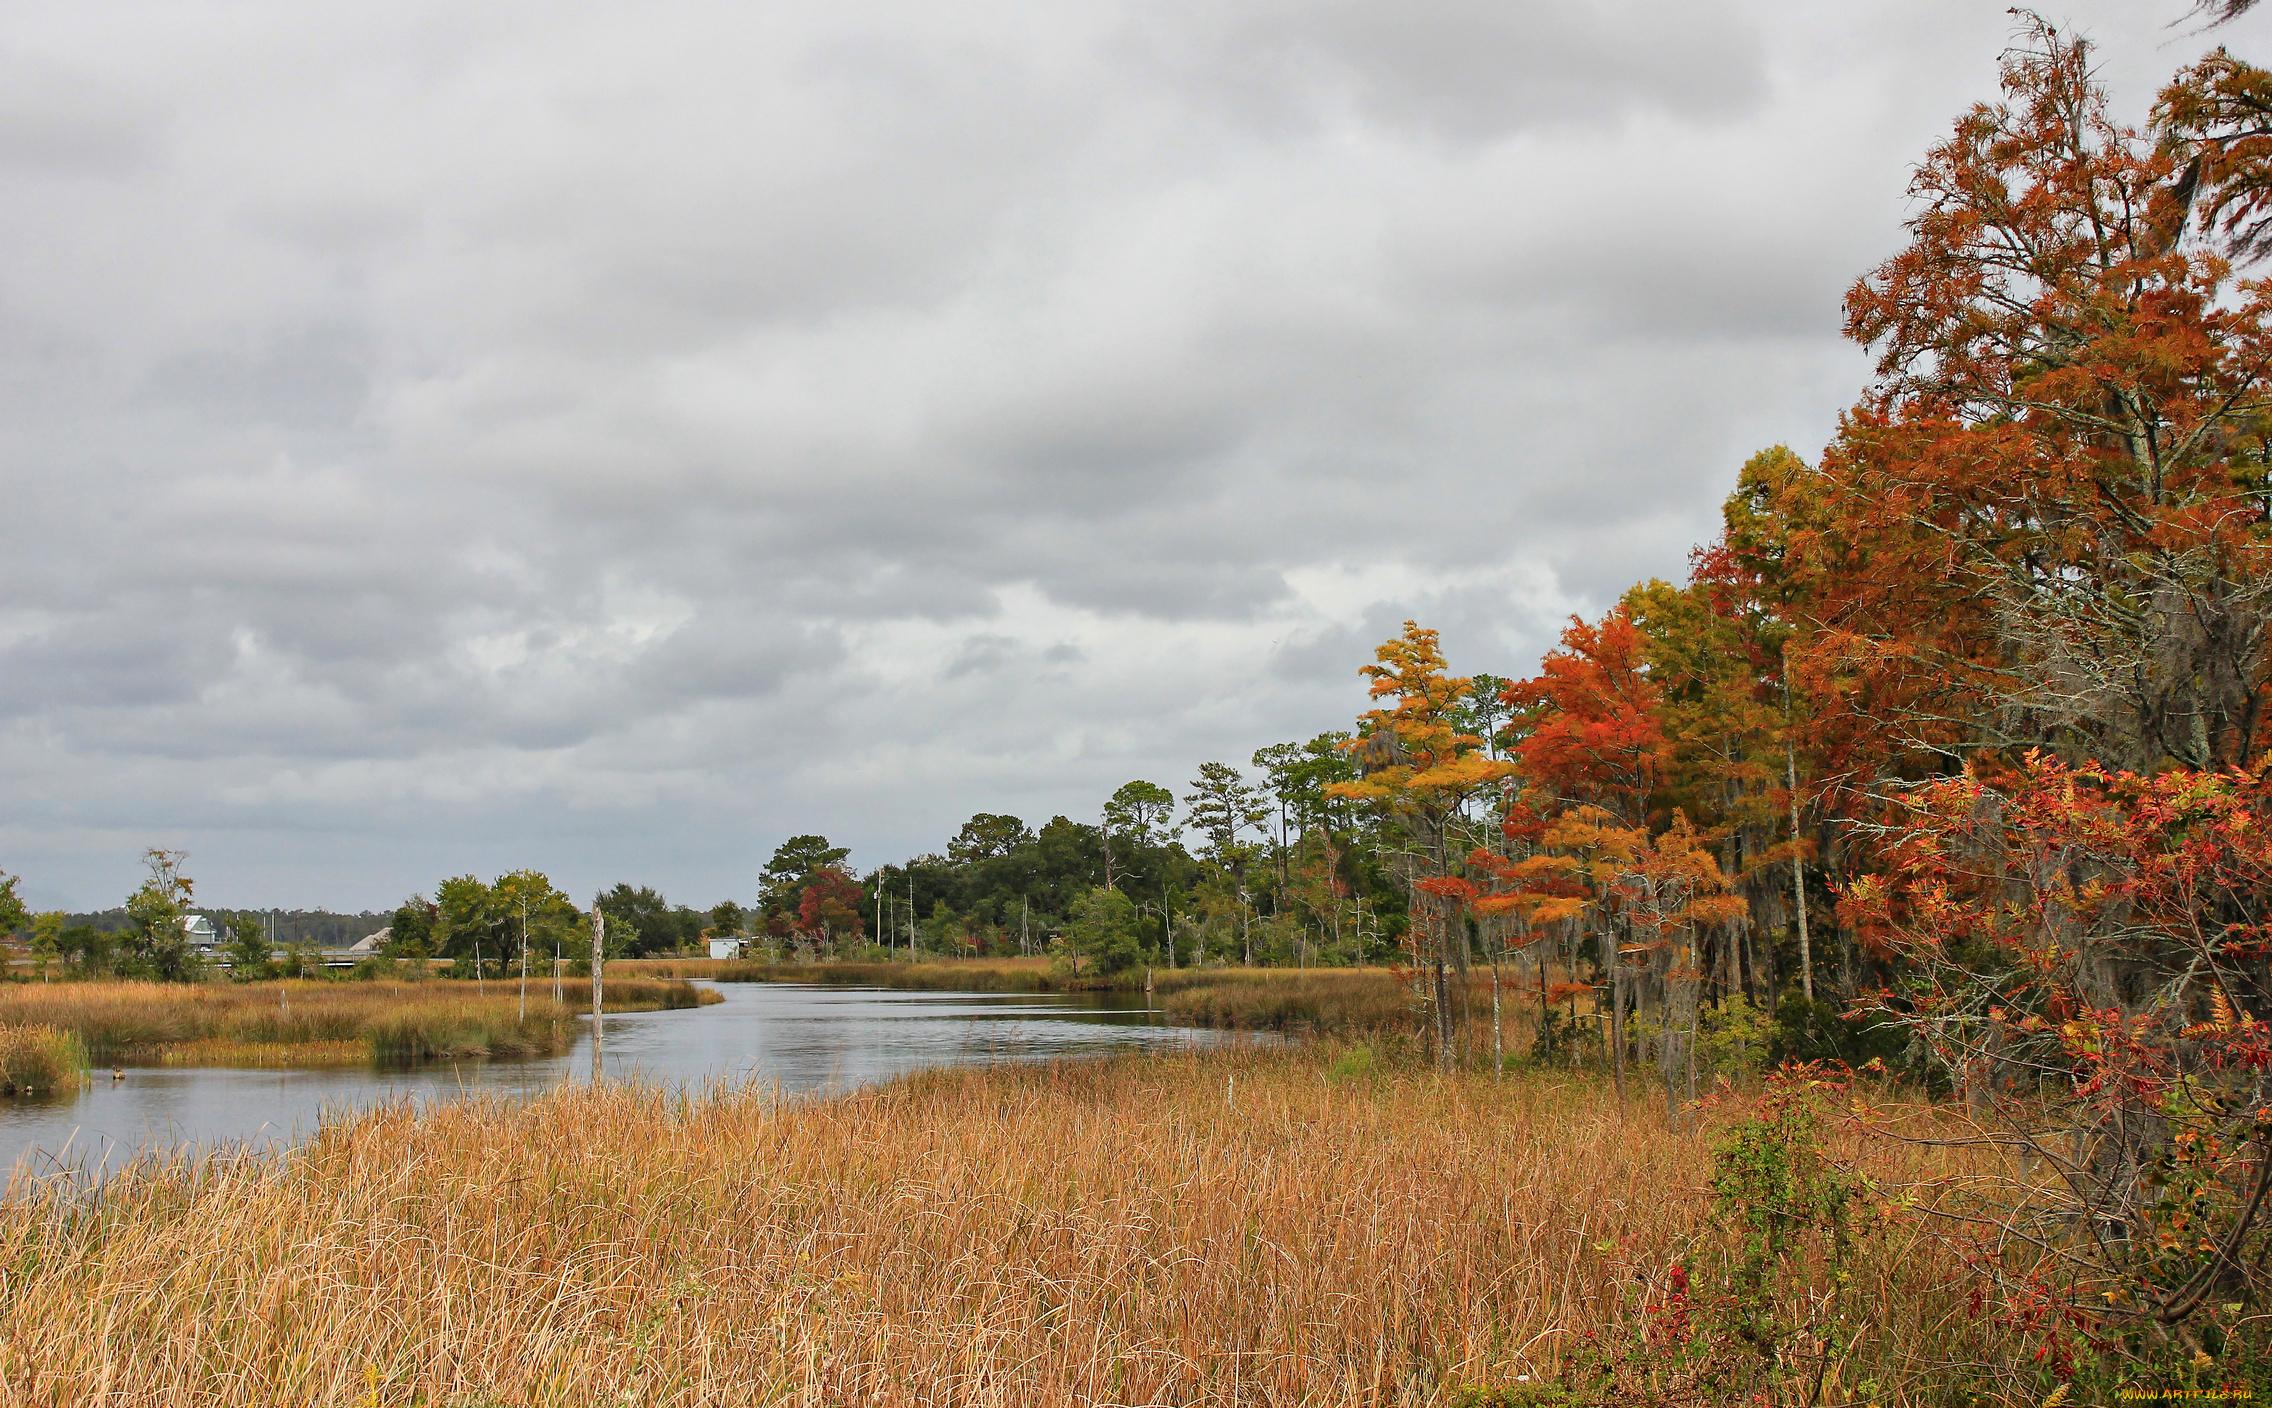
[59,909,388,948]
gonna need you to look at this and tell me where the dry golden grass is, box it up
[0,1044,1986,1406]
[153,1038,369,1068]
[0,978,716,1067]
[1153,967,1416,1032]
[0,1023,84,1094]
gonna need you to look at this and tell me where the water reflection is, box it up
[0,982,1256,1177]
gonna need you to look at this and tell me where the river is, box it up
[0,981,1257,1179]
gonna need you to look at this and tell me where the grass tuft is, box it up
[0,1023,86,1095]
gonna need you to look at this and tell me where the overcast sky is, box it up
[3,0,2260,913]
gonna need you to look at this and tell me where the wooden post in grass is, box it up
[590,897,605,1080]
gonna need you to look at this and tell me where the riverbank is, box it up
[0,978,717,1067]
[0,1043,2007,1406]
[615,956,1433,1034]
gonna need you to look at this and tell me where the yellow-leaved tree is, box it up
[1327,621,1516,1071]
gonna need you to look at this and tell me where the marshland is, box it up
[13,6,2272,1402]
[0,1039,2034,1407]
[0,976,715,1068]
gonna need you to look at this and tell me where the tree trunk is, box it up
[1608,924,1627,1103]
[1539,960,1551,1062]
[1434,957,1454,1075]
[1788,735,1813,1003]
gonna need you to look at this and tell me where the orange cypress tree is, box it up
[1327,621,1515,1070]
[1796,19,2272,775]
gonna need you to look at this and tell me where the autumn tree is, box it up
[1502,607,1672,827]
[1844,752,2272,1363]
[1802,20,2272,775]
[1330,621,1517,1068]
[797,866,866,947]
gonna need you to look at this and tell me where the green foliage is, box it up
[1529,1008,1599,1068]
[1185,762,1268,873]
[708,900,746,937]
[1325,1042,1377,1082]
[1063,886,1146,977]
[226,911,272,981]
[49,921,113,976]
[27,912,64,979]
[596,882,700,957]
[1708,1076,1860,1369]
[1766,992,1909,1072]
[1103,782,1178,851]
[948,814,1035,866]
[1696,994,1777,1077]
[387,897,436,958]
[1444,1385,1577,1408]
[761,835,850,904]
[433,875,491,960]
[0,870,27,938]
[118,849,202,982]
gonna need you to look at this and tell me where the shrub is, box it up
[1766,992,1909,1073]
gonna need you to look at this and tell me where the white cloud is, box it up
[0,0,2259,907]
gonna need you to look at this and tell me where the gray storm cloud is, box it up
[0,0,2250,909]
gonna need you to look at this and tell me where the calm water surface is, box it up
[0,981,1255,1177]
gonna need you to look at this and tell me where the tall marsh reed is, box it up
[0,978,715,1066]
[1152,966,1417,1031]
[0,1023,84,1095]
[0,1045,1994,1405]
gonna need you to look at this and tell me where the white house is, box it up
[346,928,389,956]
[179,914,219,951]
[708,934,743,960]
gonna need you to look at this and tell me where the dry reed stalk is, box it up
[0,1046,1980,1406]
[0,1023,85,1095]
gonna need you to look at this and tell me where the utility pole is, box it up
[590,896,605,1080]
[519,898,528,1021]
